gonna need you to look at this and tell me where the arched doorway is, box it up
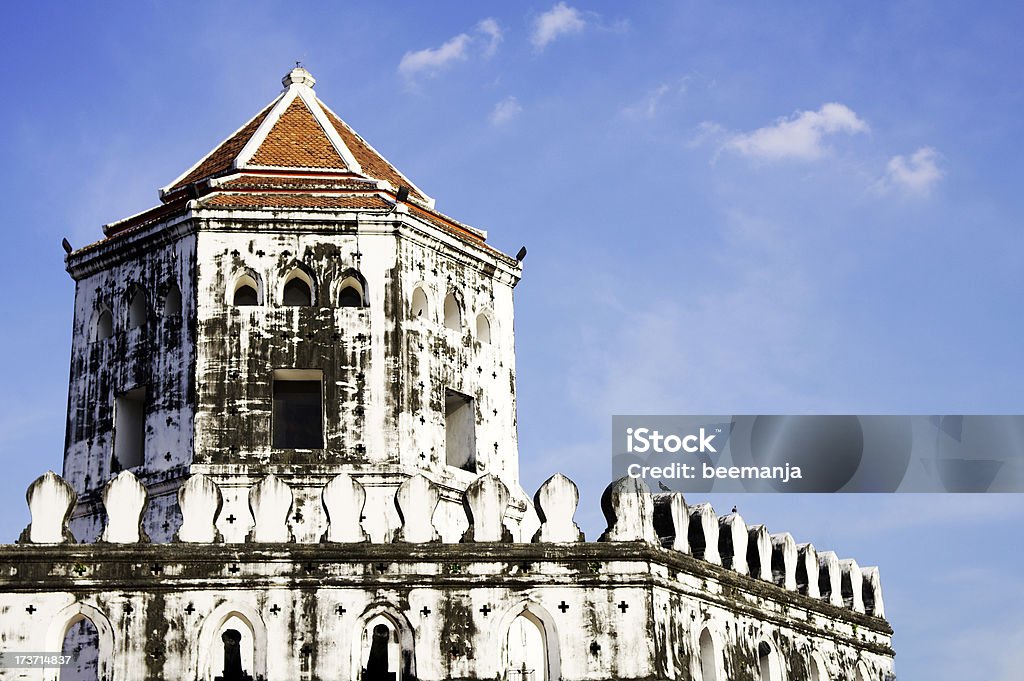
[60,617,98,681]
[506,610,547,681]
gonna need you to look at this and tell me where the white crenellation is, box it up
[101,471,149,543]
[20,471,78,544]
[532,473,584,543]
[175,472,222,543]
[461,473,512,543]
[598,477,658,543]
[321,472,370,543]
[248,474,294,543]
[840,558,865,614]
[651,492,688,552]
[771,532,798,591]
[797,543,821,598]
[818,551,844,607]
[746,524,772,581]
[688,503,721,564]
[717,512,748,575]
[394,474,441,543]
[860,566,885,618]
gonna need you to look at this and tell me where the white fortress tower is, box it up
[62,67,532,544]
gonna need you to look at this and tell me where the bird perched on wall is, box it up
[658,482,672,492]
[732,505,738,513]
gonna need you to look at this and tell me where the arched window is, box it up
[411,287,429,319]
[698,628,718,681]
[163,284,182,317]
[476,314,491,343]
[61,616,99,681]
[444,293,461,331]
[337,272,366,308]
[809,653,829,681]
[283,269,314,307]
[128,287,147,328]
[210,615,256,681]
[757,641,782,681]
[359,615,404,681]
[95,309,113,341]
[233,275,260,307]
[506,611,548,681]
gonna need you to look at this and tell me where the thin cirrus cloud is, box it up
[880,147,944,196]
[723,103,869,161]
[490,96,523,126]
[531,2,586,50]
[398,19,503,81]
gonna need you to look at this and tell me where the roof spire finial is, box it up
[282,64,315,90]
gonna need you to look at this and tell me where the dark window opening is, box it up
[339,286,362,308]
[272,371,323,449]
[445,389,476,472]
[234,285,259,306]
[61,617,99,681]
[128,288,147,328]
[114,386,146,469]
[96,310,113,340]
[164,284,182,316]
[363,623,396,681]
[283,278,312,306]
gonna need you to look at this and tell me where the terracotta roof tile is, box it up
[201,193,390,210]
[171,101,276,191]
[218,175,375,192]
[250,98,349,170]
[320,104,427,203]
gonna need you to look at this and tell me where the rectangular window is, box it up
[272,369,324,449]
[114,386,146,469]
[445,389,476,472]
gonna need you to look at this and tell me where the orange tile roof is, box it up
[201,193,391,210]
[249,98,350,170]
[170,101,276,190]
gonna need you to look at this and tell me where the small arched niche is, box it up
[757,640,783,681]
[443,293,462,331]
[60,617,99,681]
[232,274,261,307]
[505,610,549,681]
[127,286,147,329]
[206,613,257,681]
[337,271,366,308]
[410,287,429,320]
[95,308,113,341]
[283,269,314,307]
[163,283,182,317]
[475,313,491,344]
[698,628,719,681]
[809,653,829,681]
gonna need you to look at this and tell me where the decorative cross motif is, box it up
[185,603,195,615]
[375,563,388,573]
[590,641,601,655]
[72,564,87,576]
[25,604,36,614]
[228,564,240,574]
[150,564,163,574]
[161,521,171,533]
[359,514,366,522]
[123,603,133,614]
[420,606,431,616]
[231,249,240,257]
[335,605,346,616]
[164,452,172,462]
[354,444,366,454]
[304,562,317,573]
[617,601,629,613]
[293,510,304,523]
[479,604,491,616]
[256,250,265,257]
[557,601,569,613]
[419,415,426,425]
[492,372,497,380]
[269,604,281,615]
[226,514,237,524]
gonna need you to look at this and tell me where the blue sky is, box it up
[1,2,1023,679]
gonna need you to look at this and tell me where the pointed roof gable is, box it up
[161,67,433,207]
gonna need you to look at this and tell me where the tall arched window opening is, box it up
[283,270,313,307]
[163,284,182,317]
[757,641,782,681]
[128,287,147,328]
[444,293,461,331]
[337,273,365,308]
[411,287,429,319]
[360,617,401,681]
[476,314,491,343]
[698,628,718,681]
[95,309,113,341]
[61,616,99,681]
[506,611,548,681]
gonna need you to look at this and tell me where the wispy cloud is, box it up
[490,96,523,126]
[623,84,670,120]
[532,3,586,50]
[724,103,868,161]
[398,19,504,82]
[477,18,503,58]
[879,146,943,196]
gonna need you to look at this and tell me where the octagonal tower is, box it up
[62,68,531,543]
